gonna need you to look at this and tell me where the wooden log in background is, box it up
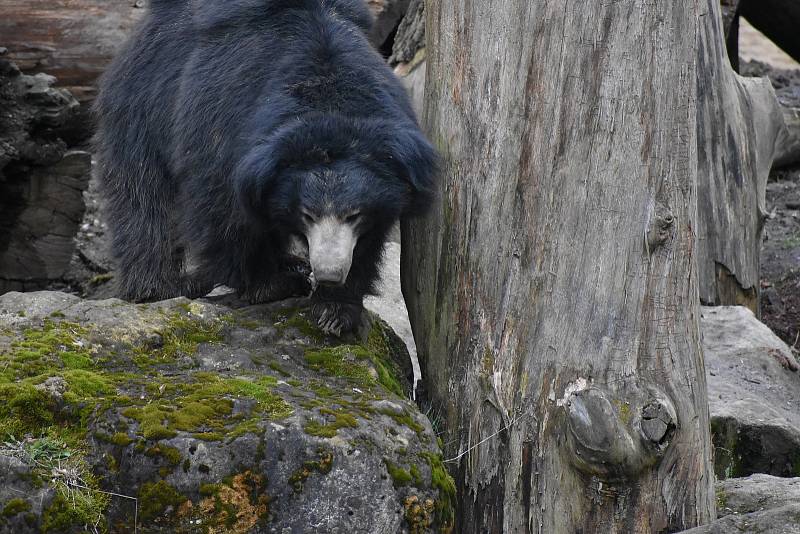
[0,0,145,104]
[0,0,411,107]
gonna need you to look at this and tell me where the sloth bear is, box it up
[95,0,437,335]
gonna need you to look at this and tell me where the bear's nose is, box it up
[306,216,356,288]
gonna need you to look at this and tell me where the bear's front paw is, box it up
[311,300,364,337]
[242,271,312,304]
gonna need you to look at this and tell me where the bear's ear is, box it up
[234,141,283,219]
[381,128,439,206]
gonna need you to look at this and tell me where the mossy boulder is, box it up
[0,291,454,533]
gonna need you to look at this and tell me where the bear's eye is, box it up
[301,210,316,225]
[344,211,361,224]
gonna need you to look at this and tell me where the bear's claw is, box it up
[311,300,363,337]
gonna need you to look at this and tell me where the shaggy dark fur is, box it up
[95,0,437,333]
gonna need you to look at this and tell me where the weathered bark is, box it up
[389,0,425,66]
[390,0,426,120]
[740,0,800,64]
[696,2,788,312]
[402,1,715,532]
[0,54,90,293]
[720,0,742,34]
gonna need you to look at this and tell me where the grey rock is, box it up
[0,291,452,533]
[0,56,90,293]
[716,474,800,517]
[701,306,800,478]
[34,376,67,402]
[677,504,800,534]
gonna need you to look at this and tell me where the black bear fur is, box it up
[94,0,437,334]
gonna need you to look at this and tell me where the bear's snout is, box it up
[306,216,357,287]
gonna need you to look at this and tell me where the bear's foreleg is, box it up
[237,240,312,304]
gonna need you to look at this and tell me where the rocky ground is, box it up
[0,291,452,533]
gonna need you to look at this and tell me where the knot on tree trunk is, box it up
[645,202,675,252]
[561,384,676,479]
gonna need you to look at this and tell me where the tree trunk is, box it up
[402,1,715,532]
[696,1,787,312]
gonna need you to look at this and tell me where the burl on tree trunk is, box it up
[402,1,716,532]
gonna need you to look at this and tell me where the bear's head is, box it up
[234,114,438,286]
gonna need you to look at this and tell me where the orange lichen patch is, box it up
[403,495,434,534]
[176,500,194,518]
[198,472,269,534]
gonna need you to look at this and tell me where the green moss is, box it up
[268,361,291,377]
[716,487,728,511]
[421,452,456,531]
[363,321,405,397]
[88,273,114,286]
[613,399,633,426]
[95,432,134,447]
[792,451,800,478]
[123,374,290,440]
[132,311,225,367]
[302,319,406,397]
[379,408,425,436]
[49,311,66,319]
[5,320,93,379]
[42,491,110,533]
[62,370,114,398]
[199,482,222,496]
[303,408,358,438]
[384,459,413,488]
[305,346,374,383]
[410,463,423,486]
[145,444,182,466]
[193,432,225,442]
[274,308,325,342]
[710,418,744,479]
[0,383,53,436]
[138,480,187,522]
[2,498,31,517]
[288,449,334,492]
